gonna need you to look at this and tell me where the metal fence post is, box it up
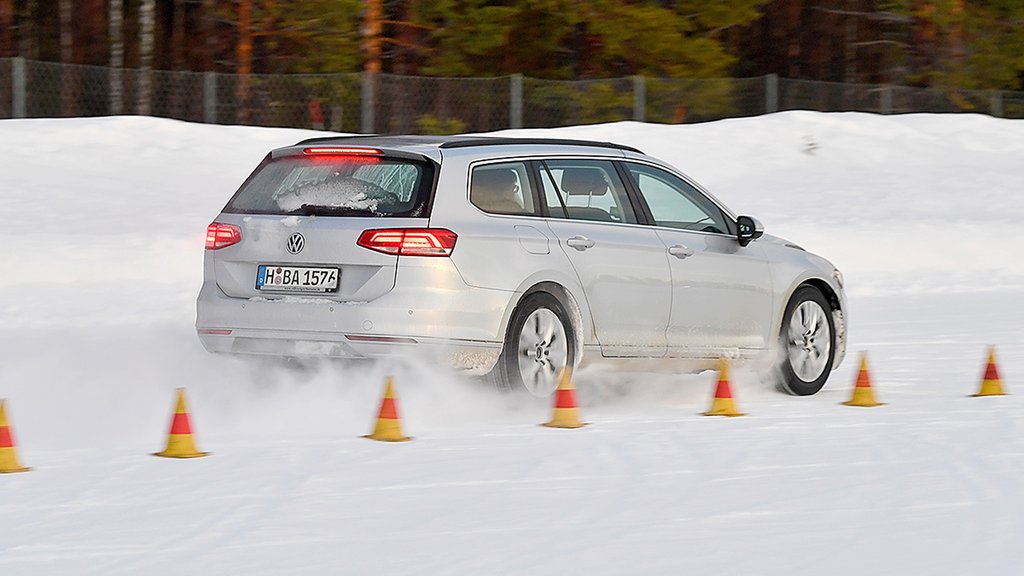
[109,68,122,115]
[991,90,1004,118]
[361,71,376,134]
[12,57,26,118]
[204,72,217,124]
[633,75,646,122]
[510,73,523,129]
[765,73,779,113]
[880,86,893,114]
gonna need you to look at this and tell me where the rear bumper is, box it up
[197,328,501,372]
[195,259,512,372]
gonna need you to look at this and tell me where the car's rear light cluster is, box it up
[357,228,458,257]
[205,222,242,250]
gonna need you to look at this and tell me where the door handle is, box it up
[566,236,596,251]
[668,244,695,259]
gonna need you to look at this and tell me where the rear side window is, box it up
[224,155,435,217]
[470,162,537,216]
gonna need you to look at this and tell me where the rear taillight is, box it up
[357,228,457,257]
[205,222,242,250]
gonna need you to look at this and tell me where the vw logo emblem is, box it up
[286,233,305,255]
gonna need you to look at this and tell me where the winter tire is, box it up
[493,292,576,397]
[777,286,836,396]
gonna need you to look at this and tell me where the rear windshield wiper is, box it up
[296,204,379,216]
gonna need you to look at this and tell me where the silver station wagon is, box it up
[196,136,847,396]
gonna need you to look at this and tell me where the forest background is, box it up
[1,0,1022,91]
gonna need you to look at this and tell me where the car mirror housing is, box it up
[737,215,764,247]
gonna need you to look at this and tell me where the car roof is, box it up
[293,135,645,155]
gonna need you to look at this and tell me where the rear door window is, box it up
[224,154,434,217]
[537,159,638,224]
[470,162,537,216]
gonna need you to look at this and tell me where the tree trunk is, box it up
[137,0,155,115]
[172,0,186,117]
[18,0,37,59]
[0,0,13,58]
[235,0,253,123]
[110,0,123,114]
[784,0,802,78]
[912,1,937,83]
[202,0,216,71]
[83,0,104,65]
[172,0,186,69]
[363,0,382,74]
[362,0,382,132]
[844,11,856,84]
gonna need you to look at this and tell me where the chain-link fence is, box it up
[2,57,1022,134]
[376,74,510,134]
[0,58,11,119]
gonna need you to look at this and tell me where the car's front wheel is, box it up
[777,286,836,396]
[493,292,576,396]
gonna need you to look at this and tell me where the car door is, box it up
[536,159,672,358]
[621,161,774,354]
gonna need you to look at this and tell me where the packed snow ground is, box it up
[1,113,1023,575]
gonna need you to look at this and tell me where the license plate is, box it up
[256,265,339,293]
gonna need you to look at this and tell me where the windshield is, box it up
[224,155,435,217]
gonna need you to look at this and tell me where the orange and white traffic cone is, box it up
[365,376,411,442]
[704,357,745,417]
[544,368,586,429]
[842,352,884,407]
[153,388,209,458]
[0,399,31,473]
[972,346,1007,397]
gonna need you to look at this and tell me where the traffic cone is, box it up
[153,388,209,458]
[842,352,884,407]
[704,357,745,417]
[365,376,411,442]
[0,400,31,473]
[544,368,586,428]
[972,346,1006,397]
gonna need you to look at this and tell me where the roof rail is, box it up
[293,135,645,155]
[439,137,644,154]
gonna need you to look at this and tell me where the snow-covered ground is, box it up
[1,113,1022,575]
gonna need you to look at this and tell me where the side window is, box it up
[470,162,537,216]
[626,163,729,234]
[539,159,638,224]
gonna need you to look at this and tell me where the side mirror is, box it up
[737,215,764,247]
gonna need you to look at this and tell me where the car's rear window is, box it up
[224,155,435,217]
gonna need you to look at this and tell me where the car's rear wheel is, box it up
[777,286,835,396]
[494,292,576,396]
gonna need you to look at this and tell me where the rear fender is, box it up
[497,272,594,366]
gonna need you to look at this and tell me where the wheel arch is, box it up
[499,279,590,368]
[801,278,841,313]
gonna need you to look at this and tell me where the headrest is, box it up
[472,169,517,193]
[560,168,609,196]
